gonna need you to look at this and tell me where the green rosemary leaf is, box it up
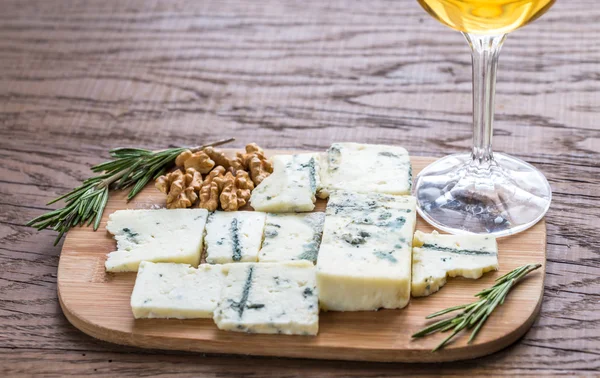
[147,150,180,170]
[115,158,144,189]
[467,301,489,327]
[92,157,134,173]
[72,212,82,228]
[439,317,463,332]
[152,166,167,180]
[425,302,470,319]
[79,187,100,201]
[58,201,80,221]
[77,198,86,216]
[433,328,462,352]
[412,314,463,338]
[81,196,96,222]
[128,172,152,200]
[124,168,147,184]
[93,188,109,231]
[109,147,153,157]
[26,207,64,225]
[53,229,66,246]
[412,263,542,352]
[46,184,89,205]
[34,218,56,231]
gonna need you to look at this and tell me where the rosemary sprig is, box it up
[27,138,235,245]
[412,263,542,352]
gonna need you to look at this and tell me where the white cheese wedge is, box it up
[213,261,319,335]
[205,211,266,264]
[105,208,209,272]
[318,143,411,198]
[130,261,225,319]
[250,153,321,212]
[316,191,416,311]
[258,213,325,263]
[411,230,499,297]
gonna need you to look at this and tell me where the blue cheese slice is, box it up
[130,261,225,319]
[105,209,209,272]
[213,261,319,335]
[316,191,416,311]
[250,153,321,212]
[318,143,411,198]
[205,211,267,264]
[258,213,325,263]
[412,230,499,297]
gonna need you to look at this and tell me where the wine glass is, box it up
[413,0,555,236]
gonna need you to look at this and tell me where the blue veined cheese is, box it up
[318,143,411,199]
[412,230,499,297]
[130,261,225,319]
[258,213,325,263]
[205,211,266,264]
[250,153,321,212]
[316,191,416,311]
[213,261,319,335]
[105,209,209,272]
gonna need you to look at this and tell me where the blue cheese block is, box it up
[316,191,416,311]
[258,213,325,263]
[105,208,209,272]
[318,143,411,198]
[213,261,319,335]
[412,230,499,297]
[130,261,226,319]
[205,211,267,264]
[250,153,321,212]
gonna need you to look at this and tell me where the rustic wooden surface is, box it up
[0,0,598,376]
[57,155,546,363]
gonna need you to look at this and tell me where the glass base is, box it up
[412,153,551,237]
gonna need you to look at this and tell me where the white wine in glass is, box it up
[412,0,554,236]
[418,0,554,34]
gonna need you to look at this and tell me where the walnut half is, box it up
[203,147,233,170]
[233,143,273,185]
[220,170,255,211]
[198,166,227,211]
[175,150,215,174]
[155,168,202,209]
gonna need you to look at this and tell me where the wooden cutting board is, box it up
[57,151,546,363]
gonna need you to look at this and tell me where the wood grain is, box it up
[57,154,546,363]
[0,0,598,376]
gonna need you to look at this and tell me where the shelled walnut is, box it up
[198,167,255,211]
[198,166,227,211]
[220,170,255,211]
[203,147,233,170]
[175,150,215,174]
[233,143,273,185]
[155,168,203,209]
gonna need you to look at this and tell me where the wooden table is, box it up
[1,0,598,376]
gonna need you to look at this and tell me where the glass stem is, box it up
[463,33,507,165]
